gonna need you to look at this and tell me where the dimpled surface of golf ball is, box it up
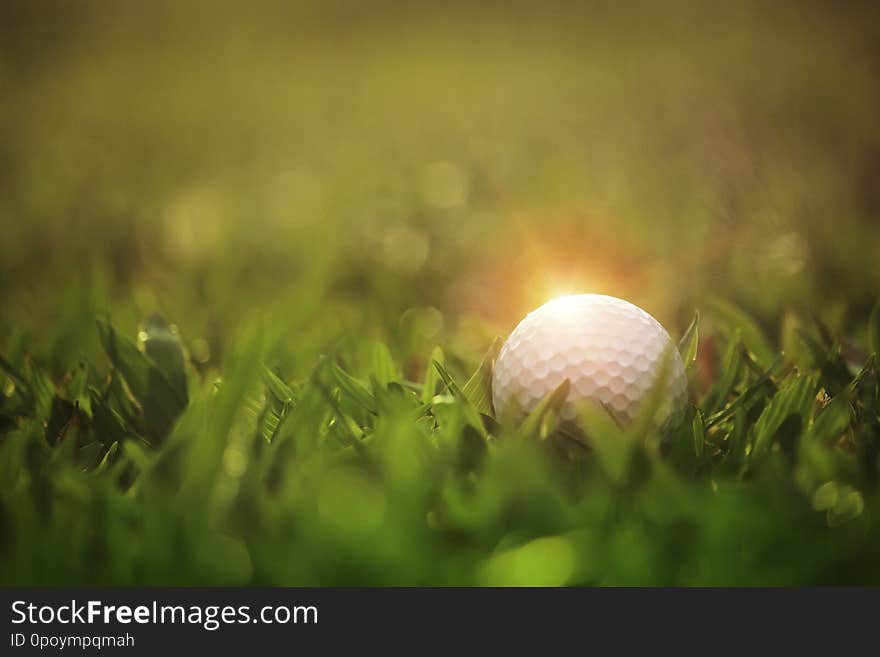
[492,294,687,427]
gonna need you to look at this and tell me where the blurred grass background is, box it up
[4,1,880,366]
[2,1,880,585]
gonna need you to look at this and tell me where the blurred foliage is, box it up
[1,1,880,584]
[1,306,879,585]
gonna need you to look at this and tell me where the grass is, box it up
[1,302,879,585]
[2,2,880,585]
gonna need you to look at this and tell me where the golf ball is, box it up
[492,294,688,428]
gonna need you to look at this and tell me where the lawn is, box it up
[1,1,879,585]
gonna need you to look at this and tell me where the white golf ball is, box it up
[492,294,688,428]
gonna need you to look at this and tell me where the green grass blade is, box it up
[96,317,186,441]
[263,366,295,404]
[370,342,399,388]
[461,336,503,416]
[577,400,629,483]
[329,362,377,414]
[139,314,189,404]
[678,311,699,371]
[0,353,30,398]
[750,373,815,458]
[421,346,445,404]
[516,379,570,442]
[808,394,853,445]
[432,358,489,437]
[692,409,705,457]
